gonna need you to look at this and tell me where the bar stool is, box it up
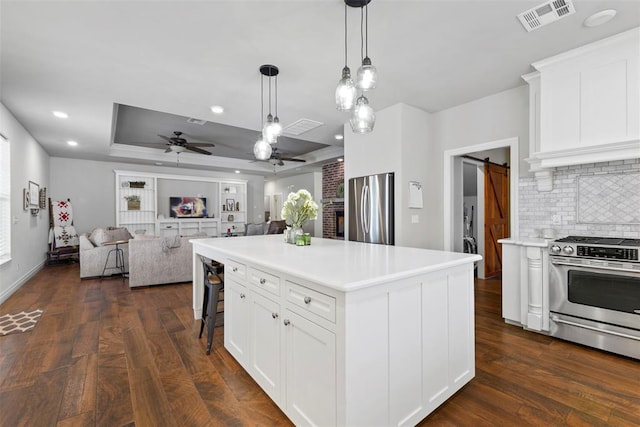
[199,257,224,355]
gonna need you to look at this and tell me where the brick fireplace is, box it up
[322,161,345,239]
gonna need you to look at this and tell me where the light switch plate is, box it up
[411,215,419,224]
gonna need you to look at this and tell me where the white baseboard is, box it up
[0,261,45,305]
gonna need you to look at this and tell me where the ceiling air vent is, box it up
[283,118,324,136]
[517,0,575,32]
[186,117,207,125]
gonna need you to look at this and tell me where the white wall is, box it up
[345,103,431,248]
[0,103,50,304]
[49,157,266,234]
[264,172,322,236]
[430,85,529,249]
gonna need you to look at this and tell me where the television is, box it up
[170,197,207,218]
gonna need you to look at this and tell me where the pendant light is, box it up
[335,2,356,111]
[356,3,377,90]
[350,95,375,133]
[260,64,281,144]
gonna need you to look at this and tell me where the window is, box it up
[0,135,10,264]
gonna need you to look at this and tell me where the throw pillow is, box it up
[106,226,133,241]
[245,223,265,236]
[89,228,110,247]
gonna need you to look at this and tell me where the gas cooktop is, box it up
[555,236,640,246]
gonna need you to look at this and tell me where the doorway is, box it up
[443,137,519,278]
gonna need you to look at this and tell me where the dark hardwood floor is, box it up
[0,264,638,426]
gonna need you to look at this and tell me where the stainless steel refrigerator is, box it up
[348,172,394,245]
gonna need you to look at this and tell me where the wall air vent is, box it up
[283,118,324,136]
[518,0,575,32]
[187,117,207,125]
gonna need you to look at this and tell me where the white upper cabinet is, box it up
[524,27,640,174]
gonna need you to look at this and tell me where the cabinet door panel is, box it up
[285,310,336,427]
[225,279,249,363]
[581,59,628,145]
[249,292,281,403]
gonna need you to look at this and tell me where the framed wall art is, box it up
[28,181,40,208]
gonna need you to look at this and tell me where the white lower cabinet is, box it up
[284,309,336,427]
[224,265,337,427]
[225,279,249,363]
[248,291,282,402]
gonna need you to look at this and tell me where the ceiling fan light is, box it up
[356,57,377,90]
[350,95,375,134]
[171,145,187,153]
[336,66,357,111]
[253,137,272,160]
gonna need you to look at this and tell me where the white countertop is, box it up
[498,237,552,248]
[192,234,482,292]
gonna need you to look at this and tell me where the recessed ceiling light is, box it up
[66,140,78,146]
[235,170,240,174]
[584,9,617,27]
[337,157,344,162]
[210,105,224,114]
[53,111,69,119]
[334,134,344,140]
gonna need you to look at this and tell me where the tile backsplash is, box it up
[519,158,640,239]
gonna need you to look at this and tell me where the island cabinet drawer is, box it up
[248,267,280,297]
[225,259,246,280]
[285,281,335,323]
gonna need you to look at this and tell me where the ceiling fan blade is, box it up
[158,134,173,143]
[164,147,173,153]
[279,157,306,163]
[186,142,215,147]
[185,145,212,155]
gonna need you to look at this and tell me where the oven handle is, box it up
[551,315,640,342]
[550,258,640,274]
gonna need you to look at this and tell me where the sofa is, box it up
[128,235,195,287]
[79,227,132,278]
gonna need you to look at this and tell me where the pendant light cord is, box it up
[260,74,264,128]
[275,74,278,117]
[360,6,364,62]
[268,74,272,116]
[344,2,348,67]
[365,3,369,58]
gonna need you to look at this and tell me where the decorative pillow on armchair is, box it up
[89,227,132,246]
[245,223,265,236]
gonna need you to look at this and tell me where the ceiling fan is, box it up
[157,131,215,155]
[254,147,307,166]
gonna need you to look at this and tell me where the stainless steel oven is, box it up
[549,236,640,359]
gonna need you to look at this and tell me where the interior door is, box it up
[484,163,509,278]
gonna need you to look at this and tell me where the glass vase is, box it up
[285,226,304,244]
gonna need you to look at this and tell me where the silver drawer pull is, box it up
[304,296,311,304]
[232,267,238,272]
[240,293,246,299]
[260,278,266,285]
[272,312,278,319]
[283,319,290,326]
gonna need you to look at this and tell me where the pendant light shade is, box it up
[262,114,278,144]
[336,66,357,111]
[350,95,375,133]
[356,57,377,90]
[253,136,272,160]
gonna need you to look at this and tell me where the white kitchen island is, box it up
[191,235,481,427]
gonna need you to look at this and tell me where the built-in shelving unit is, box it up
[115,170,247,237]
[220,180,247,235]
[115,172,158,236]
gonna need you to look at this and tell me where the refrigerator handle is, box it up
[362,184,370,234]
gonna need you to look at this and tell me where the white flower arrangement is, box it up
[281,189,318,228]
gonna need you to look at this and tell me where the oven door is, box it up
[549,257,640,331]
